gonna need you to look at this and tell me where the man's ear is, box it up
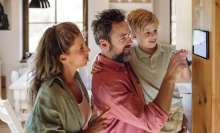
[59,54,67,63]
[131,33,137,40]
[99,39,110,50]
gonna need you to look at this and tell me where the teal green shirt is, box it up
[129,44,182,109]
[25,71,91,133]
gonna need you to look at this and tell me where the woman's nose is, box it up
[85,45,91,53]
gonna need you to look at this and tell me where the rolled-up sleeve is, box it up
[97,82,168,132]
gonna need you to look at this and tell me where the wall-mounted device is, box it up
[193,29,209,60]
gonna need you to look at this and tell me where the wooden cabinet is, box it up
[192,0,220,132]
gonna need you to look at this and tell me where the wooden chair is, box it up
[0,98,24,133]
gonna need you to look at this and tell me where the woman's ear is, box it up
[59,54,67,63]
[99,39,110,50]
[131,33,137,40]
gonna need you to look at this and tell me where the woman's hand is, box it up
[83,108,110,133]
[91,61,102,75]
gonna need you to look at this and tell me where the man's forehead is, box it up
[111,21,130,36]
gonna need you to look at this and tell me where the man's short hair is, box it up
[91,9,125,46]
[127,9,159,35]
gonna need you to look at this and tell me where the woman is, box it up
[25,22,109,133]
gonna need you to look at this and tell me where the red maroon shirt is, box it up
[92,54,168,133]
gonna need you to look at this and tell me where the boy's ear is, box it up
[59,54,67,63]
[131,33,137,40]
[99,39,110,50]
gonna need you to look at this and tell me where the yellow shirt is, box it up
[129,43,182,109]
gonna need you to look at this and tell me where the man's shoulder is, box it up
[92,66,127,87]
[93,68,122,82]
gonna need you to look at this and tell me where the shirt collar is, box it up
[41,71,80,89]
[135,43,165,59]
[98,53,128,71]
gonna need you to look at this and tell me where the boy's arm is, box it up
[91,54,102,74]
[175,49,191,81]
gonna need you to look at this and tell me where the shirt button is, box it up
[124,72,126,74]
[116,68,118,71]
[121,64,123,67]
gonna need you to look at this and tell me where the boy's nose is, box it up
[151,32,157,37]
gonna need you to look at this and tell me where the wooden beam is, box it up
[192,0,220,132]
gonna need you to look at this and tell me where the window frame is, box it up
[22,0,88,62]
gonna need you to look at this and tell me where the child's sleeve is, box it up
[169,46,177,58]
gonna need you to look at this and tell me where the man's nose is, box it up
[128,36,133,45]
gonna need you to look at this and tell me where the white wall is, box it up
[0,0,27,106]
[88,0,109,64]
[175,0,192,83]
[153,0,171,45]
[109,3,153,15]
[176,0,192,54]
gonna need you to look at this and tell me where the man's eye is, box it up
[154,30,157,32]
[145,32,150,34]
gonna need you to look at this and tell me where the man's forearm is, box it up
[181,66,191,81]
[153,77,176,115]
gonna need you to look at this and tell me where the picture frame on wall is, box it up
[0,0,11,30]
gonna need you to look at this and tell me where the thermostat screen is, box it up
[193,30,209,59]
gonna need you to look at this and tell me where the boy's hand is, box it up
[177,49,188,60]
[91,61,102,75]
[165,51,188,81]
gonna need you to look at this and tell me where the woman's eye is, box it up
[80,46,83,49]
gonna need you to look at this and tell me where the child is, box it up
[92,9,191,133]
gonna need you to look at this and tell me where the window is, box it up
[171,0,176,45]
[23,0,87,60]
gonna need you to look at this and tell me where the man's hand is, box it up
[91,61,102,75]
[178,114,188,133]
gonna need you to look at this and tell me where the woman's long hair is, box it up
[27,22,80,109]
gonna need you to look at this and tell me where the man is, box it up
[91,9,188,133]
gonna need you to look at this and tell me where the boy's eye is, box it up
[121,37,125,40]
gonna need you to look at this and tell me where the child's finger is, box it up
[94,61,102,69]
[93,66,102,72]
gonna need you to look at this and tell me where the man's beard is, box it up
[109,44,131,63]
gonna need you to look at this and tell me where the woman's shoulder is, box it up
[39,77,66,98]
